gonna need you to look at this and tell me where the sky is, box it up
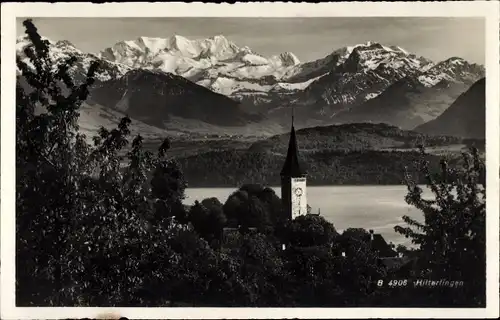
[16,17,485,64]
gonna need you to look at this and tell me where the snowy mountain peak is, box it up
[97,34,304,86]
[432,57,483,71]
[100,34,244,66]
[342,42,412,57]
[55,40,77,49]
[16,34,54,51]
[443,57,466,65]
[209,34,228,41]
[336,41,428,75]
[348,41,381,51]
[240,46,253,53]
[328,41,401,65]
[16,34,52,42]
[351,41,396,53]
[136,36,169,53]
[417,56,485,87]
[168,34,197,56]
[279,51,300,67]
[16,35,132,83]
[389,45,409,55]
[169,34,189,45]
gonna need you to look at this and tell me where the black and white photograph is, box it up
[1,2,499,319]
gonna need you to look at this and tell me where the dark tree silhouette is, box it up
[395,146,486,306]
[16,18,189,307]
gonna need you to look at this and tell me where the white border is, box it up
[1,2,499,319]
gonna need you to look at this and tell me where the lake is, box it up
[184,185,434,247]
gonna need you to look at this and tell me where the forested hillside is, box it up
[249,122,465,154]
[177,123,483,187]
[177,149,444,187]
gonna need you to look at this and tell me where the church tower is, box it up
[280,112,307,221]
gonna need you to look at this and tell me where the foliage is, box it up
[282,221,385,306]
[222,184,280,232]
[220,232,288,306]
[340,228,372,243]
[16,18,188,306]
[285,214,339,247]
[394,146,486,306]
[188,198,227,242]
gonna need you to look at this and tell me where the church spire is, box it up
[280,107,305,177]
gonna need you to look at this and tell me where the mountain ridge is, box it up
[16,35,131,83]
[266,42,483,128]
[329,76,471,129]
[415,78,485,139]
[16,34,485,135]
[89,68,264,129]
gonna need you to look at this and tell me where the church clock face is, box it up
[294,187,303,197]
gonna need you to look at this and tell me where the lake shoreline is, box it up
[183,185,429,247]
[185,183,414,189]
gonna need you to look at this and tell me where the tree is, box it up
[201,197,227,240]
[395,244,411,256]
[223,189,273,232]
[283,245,340,306]
[16,19,188,307]
[187,198,227,244]
[286,214,339,248]
[238,184,283,225]
[221,232,287,306]
[340,228,371,244]
[162,226,220,305]
[395,146,486,306]
[151,142,188,226]
[16,18,103,305]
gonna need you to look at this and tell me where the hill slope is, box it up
[249,123,464,154]
[177,149,455,187]
[330,78,469,129]
[89,69,263,129]
[415,78,485,139]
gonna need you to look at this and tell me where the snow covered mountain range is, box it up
[16,35,131,82]
[98,35,306,97]
[16,34,485,136]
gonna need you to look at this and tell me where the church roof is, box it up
[371,234,397,257]
[280,120,305,177]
